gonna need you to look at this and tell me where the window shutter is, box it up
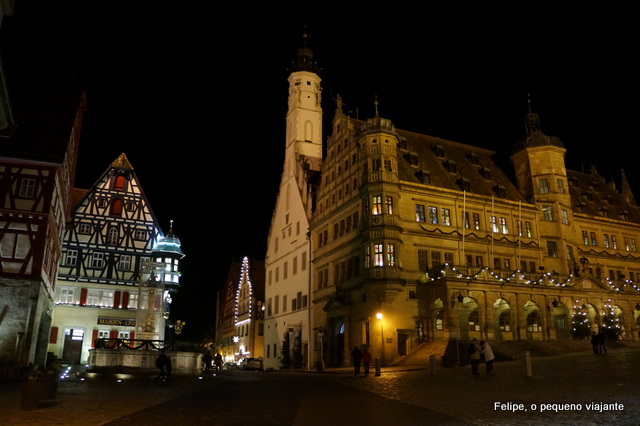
[92,329,99,347]
[80,288,88,305]
[114,291,121,308]
[122,292,130,309]
[109,330,118,339]
[49,327,58,344]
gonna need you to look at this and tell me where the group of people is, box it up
[350,346,372,376]
[591,331,607,355]
[468,338,494,375]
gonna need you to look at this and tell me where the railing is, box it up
[94,338,169,351]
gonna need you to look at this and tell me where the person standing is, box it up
[591,332,599,354]
[480,340,494,373]
[214,352,223,371]
[597,331,607,354]
[203,351,213,371]
[468,338,481,375]
[351,346,362,376]
[155,349,171,382]
[362,348,372,376]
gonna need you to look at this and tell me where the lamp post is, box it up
[376,312,384,364]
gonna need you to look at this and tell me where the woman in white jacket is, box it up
[480,340,495,373]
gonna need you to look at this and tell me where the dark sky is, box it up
[2,4,639,339]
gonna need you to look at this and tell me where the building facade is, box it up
[263,36,322,370]
[49,153,183,364]
[308,89,640,366]
[0,61,85,379]
[216,257,265,364]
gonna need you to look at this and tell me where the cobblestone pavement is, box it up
[0,346,638,425]
[336,347,640,425]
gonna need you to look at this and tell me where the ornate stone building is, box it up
[310,95,640,367]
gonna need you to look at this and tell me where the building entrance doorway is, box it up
[62,328,84,364]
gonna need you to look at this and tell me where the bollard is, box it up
[375,356,381,376]
[523,350,532,377]
[429,355,436,375]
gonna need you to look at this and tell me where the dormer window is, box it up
[433,144,445,158]
[480,166,492,180]
[467,152,479,165]
[457,177,470,192]
[444,160,457,173]
[415,168,431,184]
[493,184,506,198]
[404,152,419,166]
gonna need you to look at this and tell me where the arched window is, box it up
[107,226,118,245]
[499,310,511,331]
[527,311,541,332]
[468,309,480,331]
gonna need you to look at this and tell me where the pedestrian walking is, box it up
[591,332,599,354]
[351,346,362,376]
[468,338,481,375]
[362,348,372,376]
[597,331,607,354]
[155,348,172,382]
[480,340,494,373]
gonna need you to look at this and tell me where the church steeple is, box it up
[288,31,321,75]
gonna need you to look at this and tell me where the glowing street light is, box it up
[376,313,384,366]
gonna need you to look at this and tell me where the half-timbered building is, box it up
[0,63,85,379]
[49,153,184,364]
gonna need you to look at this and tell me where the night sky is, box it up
[2,4,639,340]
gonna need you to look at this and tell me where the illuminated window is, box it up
[386,244,395,266]
[428,206,438,224]
[499,217,508,234]
[385,196,393,214]
[372,196,382,215]
[442,208,451,226]
[561,209,569,225]
[527,312,541,332]
[603,234,610,248]
[374,244,384,266]
[542,205,553,221]
[582,230,589,245]
[499,311,511,331]
[415,204,426,222]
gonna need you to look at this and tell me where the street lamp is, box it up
[376,313,384,365]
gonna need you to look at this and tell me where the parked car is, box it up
[223,362,239,370]
[240,357,263,371]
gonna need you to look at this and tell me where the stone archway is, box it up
[458,297,480,341]
[550,301,571,339]
[492,298,511,341]
[524,301,542,340]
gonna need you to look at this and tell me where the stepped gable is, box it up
[568,166,640,224]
